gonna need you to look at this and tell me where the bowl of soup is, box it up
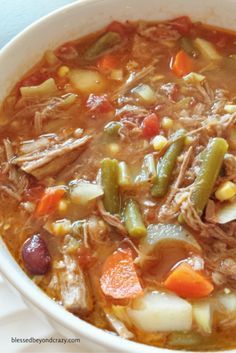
[1,0,236,351]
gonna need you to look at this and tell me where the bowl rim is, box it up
[0,1,235,353]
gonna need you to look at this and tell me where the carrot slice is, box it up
[97,54,118,72]
[172,50,193,77]
[35,187,65,217]
[100,247,143,300]
[164,262,214,299]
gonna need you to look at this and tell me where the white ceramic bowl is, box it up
[0,0,236,352]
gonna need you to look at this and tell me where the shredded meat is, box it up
[13,134,92,180]
[56,254,93,314]
[97,199,127,236]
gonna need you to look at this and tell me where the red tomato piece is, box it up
[171,50,193,77]
[77,246,95,270]
[107,21,126,36]
[170,16,192,35]
[86,94,114,114]
[142,113,160,138]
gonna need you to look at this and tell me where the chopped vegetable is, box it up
[57,65,70,77]
[48,219,72,237]
[180,37,198,57]
[194,38,222,61]
[100,247,143,299]
[142,113,160,138]
[108,142,120,155]
[164,262,214,299]
[104,121,122,138]
[190,138,228,214]
[172,50,193,77]
[215,200,236,224]
[107,21,127,36]
[86,94,113,113]
[183,72,205,84]
[20,78,58,97]
[123,199,147,238]
[101,158,120,214]
[110,69,123,81]
[161,117,174,130]
[140,224,201,259]
[170,16,192,35]
[193,300,212,334]
[224,104,236,113]
[132,84,156,105]
[217,292,236,312]
[135,153,157,183]
[152,135,168,151]
[35,187,66,217]
[69,69,107,94]
[215,181,236,201]
[118,162,132,188]
[168,332,203,348]
[84,32,122,60]
[97,54,118,72]
[70,181,104,205]
[151,129,185,197]
[127,290,192,332]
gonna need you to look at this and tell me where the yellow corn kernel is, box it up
[152,135,167,151]
[51,219,72,237]
[57,65,70,78]
[161,117,174,130]
[110,69,123,81]
[215,181,236,202]
[58,199,69,213]
[108,143,120,155]
[185,136,194,146]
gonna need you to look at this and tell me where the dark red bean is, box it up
[21,234,51,275]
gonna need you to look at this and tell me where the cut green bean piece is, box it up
[104,121,122,138]
[101,158,120,214]
[118,161,132,188]
[190,137,228,215]
[84,32,122,60]
[124,199,147,238]
[180,37,198,57]
[151,129,185,198]
[135,154,156,184]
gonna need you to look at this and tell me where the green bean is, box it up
[135,154,156,184]
[190,137,228,214]
[84,32,122,60]
[180,37,199,57]
[123,199,147,238]
[101,158,120,214]
[151,129,185,197]
[118,161,132,188]
[104,121,122,138]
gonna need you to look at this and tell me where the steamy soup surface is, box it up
[1,16,236,350]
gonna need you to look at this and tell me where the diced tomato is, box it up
[35,187,66,217]
[142,113,160,138]
[107,21,126,36]
[86,94,114,114]
[56,44,78,61]
[100,247,143,300]
[171,50,193,77]
[77,246,95,270]
[170,16,192,35]
[97,54,118,72]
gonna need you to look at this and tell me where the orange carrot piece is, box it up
[164,262,214,299]
[100,247,143,300]
[35,187,65,217]
[172,50,193,77]
[97,54,118,72]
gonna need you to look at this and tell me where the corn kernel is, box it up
[57,65,70,78]
[215,181,236,202]
[161,117,174,130]
[185,136,194,146]
[152,135,167,151]
[58,199,69,213]
[51,219,72,237]
[108,143,120,155]
[110,69,123,81]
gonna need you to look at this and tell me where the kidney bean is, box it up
[21,234,51,275]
